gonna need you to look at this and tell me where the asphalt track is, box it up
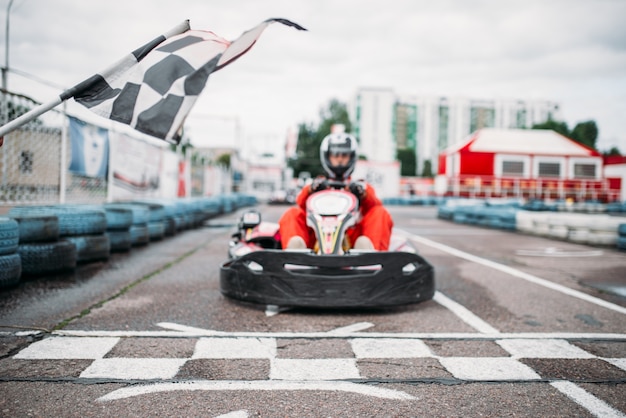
[0,204,624,417]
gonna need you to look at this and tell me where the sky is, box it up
[3,0,626,158]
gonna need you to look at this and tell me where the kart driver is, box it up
[278,132,394,251]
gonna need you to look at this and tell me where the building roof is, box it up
[447,128,600,157]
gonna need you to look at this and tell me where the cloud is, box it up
[3,0,626,152]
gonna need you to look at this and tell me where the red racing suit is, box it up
[278,180,394,251]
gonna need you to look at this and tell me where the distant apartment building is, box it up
[351,87,561,175]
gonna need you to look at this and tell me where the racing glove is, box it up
[311,177,329,193]
[349,181,366,199]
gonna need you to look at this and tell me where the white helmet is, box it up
[319,133,358,180]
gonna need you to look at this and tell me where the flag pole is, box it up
[0,96,62,138]
[0,20,191,141]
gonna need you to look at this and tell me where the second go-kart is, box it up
[219,183,435,309]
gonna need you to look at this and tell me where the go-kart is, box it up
[219,181,435,308]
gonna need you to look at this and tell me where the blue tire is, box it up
[106,230,132,252]
[0,217,19,255]
[9,214,59,243]
[66,235,110,262]
[18,240,77,276]
[9,205,106,236]
[0,253,21,288]
[103,206,133,231]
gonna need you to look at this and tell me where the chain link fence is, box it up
[1,89,108,208]
[1,89,260,213]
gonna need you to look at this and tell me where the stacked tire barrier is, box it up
[10,205,110,266]
[0,217,21,289]
[1,194,257,288]
[8,207,77,276]
[437,199,522,231]
[617,223,626,251]
[434,198,626,249]
[103,205,134,252]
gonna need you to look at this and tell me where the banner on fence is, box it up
[352,160,400,199]
[68,117,109,178]
[110,132,162,199]
[160,150,180,199]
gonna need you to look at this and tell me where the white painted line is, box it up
[550,381,626,418]
[350,338,432,359]
[97,380,416,402]
[55,328,626,341]
[496,339,596,359]
[406,232,626,315]
[515,248,603,257]
[605,358,626,371]
[157,322,228,335]
[13,336,119,360]
[433,291,500,334]
[15,331,43,337]
[217,411,249,418]
[80,358,186,380]
[438,357,541,381]
[192,337,276,359]
[327,322,375,335]
[270,359,360,380]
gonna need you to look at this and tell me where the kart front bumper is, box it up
[219,250,435,308]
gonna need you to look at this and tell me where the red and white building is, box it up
[436,128,621,202]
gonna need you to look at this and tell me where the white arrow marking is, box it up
[217,411,248,418]
[97,380,416,402]
[327,322,375,334]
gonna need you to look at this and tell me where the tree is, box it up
[288,99,353,178]
[421,159,434,177]
[603,147,622,157]
[570,120,598,150]
[396,148,416,176]
[531,119,570,137]
[531,118,605,152]
[216,153,231,169]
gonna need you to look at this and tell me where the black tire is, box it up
[9,214,59,243]
[0,217,19,255]
[0,253,21,289]
[18,240,77,276]
[65,235,110,262]
[106,230,132,252]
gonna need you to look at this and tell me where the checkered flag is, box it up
[61,18,306,144]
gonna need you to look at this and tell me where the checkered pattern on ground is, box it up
[5,336,625,382]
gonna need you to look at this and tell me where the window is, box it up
[538,162,560,177]
[438,105,449,151]
[573,163,596,178]
[19,151,33,173]
[495,155,530,178]
[502,160,524,176]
